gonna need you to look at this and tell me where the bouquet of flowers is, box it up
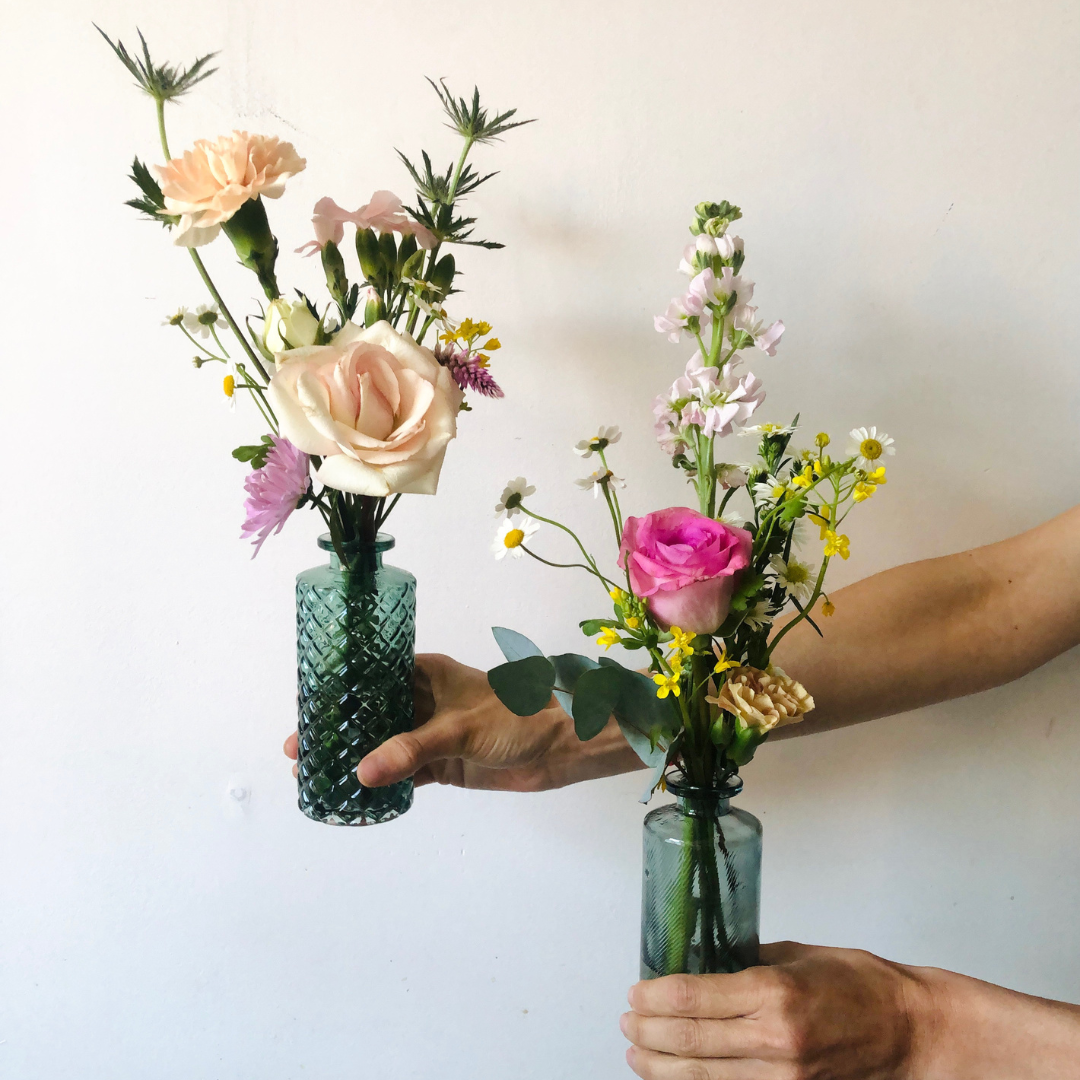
[486,200,894,975]
[100,28,530,825]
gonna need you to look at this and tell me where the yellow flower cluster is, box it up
[439,317,501,366]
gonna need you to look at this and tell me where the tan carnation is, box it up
[155,131,306,247]
[707,666,814,733]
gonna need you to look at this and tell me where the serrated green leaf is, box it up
[231,435,275,468]
[572,665,625,741]
[491,626,543,663]
[729,572,765,612]
[487,656,556,716]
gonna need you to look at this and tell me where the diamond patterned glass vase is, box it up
[295,533,415,825]
[641,774,761,978]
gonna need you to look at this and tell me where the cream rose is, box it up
[263,299,320,353]
[268,321,463,497]
[708,666,814,733]
[155,131,306,247]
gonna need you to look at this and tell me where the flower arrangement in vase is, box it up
[99,27,531,824]
[485,200,894,974]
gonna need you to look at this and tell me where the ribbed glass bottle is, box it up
[295,533,415,825]
[641,773,762,977]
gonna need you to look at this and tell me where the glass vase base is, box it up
[298,779,414,827]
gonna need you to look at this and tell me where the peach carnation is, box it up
[155,131,306,247]
[707,666,814,733]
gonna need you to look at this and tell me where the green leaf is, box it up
[232,435,275,468]
[729,572,765,612]
[549,652,599,715]
[571,665,625,741]
[487,656,556,717]
[491,626,543,663]
[578,619,609,637]
[612,669,682,744]
[780,495,807,523]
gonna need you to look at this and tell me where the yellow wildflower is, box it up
[823,530,850,560]
[653,672,681,699]
[668,626,695,657]
[808,504,832,540]
[791,465,814,490]
[713,644,739,674]
[597,626,621,650]
[822,599,836,617]
[609,587,625,604]
[867,466,887,485]
[484,338,501,351]
[852,481,875,502]
[624,616,641,630]
[815,432,831,449]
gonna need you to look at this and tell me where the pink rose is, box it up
[618,508,753,633]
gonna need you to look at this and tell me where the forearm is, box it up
[772,505,1080,737]
[913,965,1080,1079]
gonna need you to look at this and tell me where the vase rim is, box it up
[665,771,743,801]
[317,531,395,554]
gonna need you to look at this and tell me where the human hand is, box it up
[283,652,642,793]
[621,941,936,1079]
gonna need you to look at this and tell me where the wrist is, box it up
[902,963,1080,1080]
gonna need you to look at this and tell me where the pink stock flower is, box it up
[756,319,785,356]
[296,191,436,255]
[619,507,753,633]
[240,436,311,556]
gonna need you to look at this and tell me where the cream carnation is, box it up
[155,131,306,247]
[267,321,463,497]
[708,666,814,733]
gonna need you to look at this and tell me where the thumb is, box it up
[358,718,464,787]
[758,940,816,966]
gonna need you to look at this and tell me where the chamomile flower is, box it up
[495,477,535,517]
[742,600,772,632]
[742,422,796,438]
[770,556,815,603]
[574,425,622,458]
[492,517,539,560]
[183,303,226,339]
[162,307,189,327]
[575,468,626,498]
[753,473,790,502]
[847,427,895,471]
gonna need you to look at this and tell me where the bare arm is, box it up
[771,504,1080,738]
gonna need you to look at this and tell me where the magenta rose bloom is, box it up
[619,507,753,633]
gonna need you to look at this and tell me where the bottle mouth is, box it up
[665,771,743,801]
[318,532,395,554]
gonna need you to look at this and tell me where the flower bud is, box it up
[263,299,320,353]
[320,241,349,306]
[221,196,280,301]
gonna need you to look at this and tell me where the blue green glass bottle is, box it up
[641,773,761,977]
[295,533,415,825]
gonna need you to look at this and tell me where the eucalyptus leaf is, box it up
[613,669,682,743]
[548,652,599,715]
[572,666,625,741]
[491,626,543,663]
[487,656,556,717]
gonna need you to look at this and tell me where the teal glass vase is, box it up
[295,533,415,825]
[641,773,762,977]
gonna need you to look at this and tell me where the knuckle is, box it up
[665,974,701,1015]
[682,1060,713,1080]
[672,1018,704,1057]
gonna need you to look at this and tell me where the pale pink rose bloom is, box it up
[268,321,463,497]
[619,508,753,634]
[296,190,436,255]
[155,131,306,247]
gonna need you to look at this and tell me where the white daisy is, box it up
[742,600,772,632]
[183,303,226,340]
[575,468,626,498]
[162,307,189,327]
[495,477,535,517]
[492,517,539,560]
[847,426,896,471]
[752,473,789,503]
[741,422,796,438]
[770,555,816,604]
[574,425,623,457]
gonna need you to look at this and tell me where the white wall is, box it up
[2,1,1078,1076]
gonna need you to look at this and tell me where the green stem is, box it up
[520,545,612,584]
[664,813,697,975]
[518,506,614,593]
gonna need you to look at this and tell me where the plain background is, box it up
[2,1,1078,1076]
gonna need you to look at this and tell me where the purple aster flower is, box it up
[240,436,311,557]
[434,344,504,398]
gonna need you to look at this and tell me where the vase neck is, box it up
[318,532,394,572]
[668,773,742,818]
